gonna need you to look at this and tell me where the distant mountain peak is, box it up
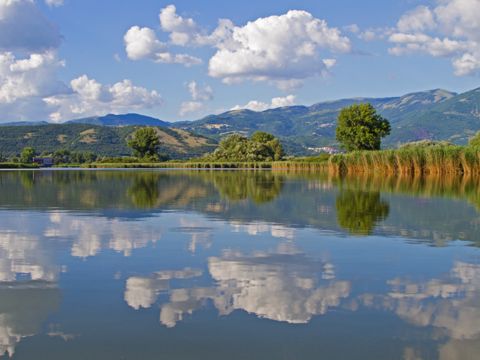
[66,113,170,127]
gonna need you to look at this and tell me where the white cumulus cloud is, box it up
[123,25,202,66]
[207,10,351,87]
[44,75,163,122]
[232,95,296,112]
[159,4,199,46]
[389,0,480,76]
[128,6,351,87]
[0,51,65,104]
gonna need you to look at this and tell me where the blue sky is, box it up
[1,0,479,122]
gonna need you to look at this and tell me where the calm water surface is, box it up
[0,170,480,359]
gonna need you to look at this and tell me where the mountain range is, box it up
[1,86,479,156]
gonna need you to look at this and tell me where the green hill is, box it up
[0,124,216,159]
[386,88,480,145]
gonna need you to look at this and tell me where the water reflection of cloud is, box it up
[125,244,350,327]
[0,287,60,357]
[44,212,163,258]
[0,231,59,283]
[176,218,214,254]
[230,221,297,240]
[124,268,203,310]
[207,252,349,324]
[358,261,480,359]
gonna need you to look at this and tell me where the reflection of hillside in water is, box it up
[124,243,350,327]
[2,170,480,245]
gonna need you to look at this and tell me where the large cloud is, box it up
[128,6,351,88]
[0,0,62,52]
[0,51,65,103]
[0,1,164,122]
[389,0,480,76]
[0,1,66,121]
[0,50,68,121]
[43,75,163,122]
[207,10,350,87]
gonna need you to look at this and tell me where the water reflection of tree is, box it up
[336,190,390,235]
[209,172,284,204]
[127,174,160,208]
[19,171,35,190]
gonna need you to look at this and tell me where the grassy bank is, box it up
[328,144,480,175]
[7,145,480,175]
[85,161,274,169]
[0,162,39,169]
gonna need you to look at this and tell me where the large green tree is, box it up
[336,103,391,151]
[208,131,284,162]
[127,127,160,159]
[20,147,36,163]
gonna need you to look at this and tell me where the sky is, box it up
[0,0,479,123]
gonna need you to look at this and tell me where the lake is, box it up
[0,170,479,359]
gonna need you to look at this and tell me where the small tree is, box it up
[127,127,160,159]
[336,103,391,151]
[20,147,36,163]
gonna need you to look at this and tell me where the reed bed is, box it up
[328,145,480,175]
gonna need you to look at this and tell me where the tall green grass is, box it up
[329,145,480,175]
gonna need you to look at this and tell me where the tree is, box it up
[20,147,36,163]
[127,127,160,159]
[53,149,71,164]
[208,132,285,162]
[250,131,285,161]
[336,103,391,151]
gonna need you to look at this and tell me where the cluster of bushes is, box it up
[50,149,98,164]
[204,131,284,162]
[2,147,99,165]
